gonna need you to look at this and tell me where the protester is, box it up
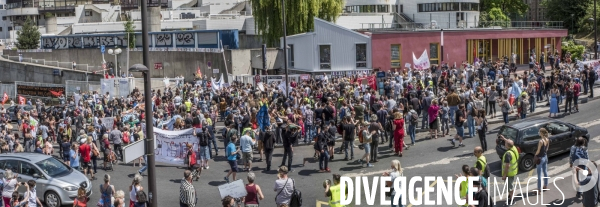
[243,172,264,207]
[274,166,294,207]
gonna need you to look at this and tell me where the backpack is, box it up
[122,132,130,144]
[188,150,197,166]
[339,108,347,119]
[358,129,365,144]
[199,133,208,146]
[136,189,148,203]
[289,179,302,207]
[410,111,418,125]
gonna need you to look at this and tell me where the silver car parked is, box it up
[0,153,92,207]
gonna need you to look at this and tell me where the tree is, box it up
[480,0,528,16]
[123,17,136,48]
[544,0,591,33]
[250,0,343,46]
[561,40,585,60]
[16,17,41,49]
[480,8,511,27]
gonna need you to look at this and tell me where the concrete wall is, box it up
[3,49,240,81]
[45,16,57,34]
[250,48,283,70]
[0,59,103,84]
[239,34,264,49]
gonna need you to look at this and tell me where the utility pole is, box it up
[281,0,289,95]
[595,0,598,59]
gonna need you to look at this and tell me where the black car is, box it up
[6,105,34,122]
[495,117,590,171]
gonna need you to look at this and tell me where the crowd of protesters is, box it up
[0,49,597,206]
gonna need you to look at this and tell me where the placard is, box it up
[17,85,65,97]
[218,179,248,199]
[101,117,114,130]
[213,69,219,74]
[404,63,411,68]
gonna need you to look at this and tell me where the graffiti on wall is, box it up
[155,33,172,46]
[42,36,128,49]
[175,33,194,46]
[40,31,230,49]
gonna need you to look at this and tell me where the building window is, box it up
[319,45,331,69]
[85,10,92,16]
[418,2,460,12]
[288,44,294,67]
[1,17,5,21]
[0,27,2,32]
[356,43,367,68]
[461,2,479,11]
[391,44,401,68]
[7,27,12,31]
[430,43,440,65]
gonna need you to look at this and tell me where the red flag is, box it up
[197,67,202,77]
[18,96,26,105]
[1,93,7,105]
[49,90,63,97]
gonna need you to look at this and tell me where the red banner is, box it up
[351,76,377,90]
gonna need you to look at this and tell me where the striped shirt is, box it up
[179,170,199,206]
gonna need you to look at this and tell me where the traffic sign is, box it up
[100,45,105,54]
[207,61,212,67]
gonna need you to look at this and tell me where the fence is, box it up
[0,83,16,102]
[1,55,104,73]
[65,80,101,96]
[359,21,564,31]
[100,78,184,97]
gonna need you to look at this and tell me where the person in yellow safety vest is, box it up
[457,165,471,207]
[184,99,192,113]
[325,174,346,207]
[500,136,519,201]
[473,146,487,176]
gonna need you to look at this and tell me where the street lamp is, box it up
[281,0,289,95]
[128,63,156,207]
[108,48,122,77]
[571,13,574,35]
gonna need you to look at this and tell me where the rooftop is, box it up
[357,21,565,32]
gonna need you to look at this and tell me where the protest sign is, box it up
[218,179,248,199]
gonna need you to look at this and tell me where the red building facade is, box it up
[368,29,567,71]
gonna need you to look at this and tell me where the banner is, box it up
[17,84,65,97]
[118,79,130,97]
[1,93,7,105]
[153,128,198,165]
[412,49,430,70]
[101,117,114,130]
[351,76,377,90]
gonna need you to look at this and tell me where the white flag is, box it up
[413,49,430,70]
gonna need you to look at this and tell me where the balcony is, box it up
[39,5,76,11]
[147,0,167,7]
[92,0,110,3]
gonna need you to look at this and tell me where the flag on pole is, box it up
[1,93,8,105]
[18,96,26,105]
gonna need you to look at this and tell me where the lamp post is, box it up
[128,64,156,207]
[108,48,122,77]
[281,0,289,95]
[138,0,156,205]
[571,13,574,35]
[441,29,444,62]
[594,0,598,60]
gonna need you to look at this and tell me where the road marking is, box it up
[316,200,329,207]
[591,136,600,143]
[406,180,438,207]
[579,118,600,128]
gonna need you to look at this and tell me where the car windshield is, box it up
[499,126,518,141]
[35,157,71,177]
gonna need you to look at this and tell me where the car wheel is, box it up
[519,154,535,172]
[45,191,62,207]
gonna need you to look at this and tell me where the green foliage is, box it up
[480,7,511,27]
[16,17,41,49]
[573,1,600,33]
[123,17,136,48]
[561,40,585,61]
[44,13,54,18]
[250,0,343,47]
[544,0,591,32]
[480,0,528,16]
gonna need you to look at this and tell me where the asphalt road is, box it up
[46,96,594,207]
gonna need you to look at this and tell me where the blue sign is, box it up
[376,72,386,78]
[100,45,105,54]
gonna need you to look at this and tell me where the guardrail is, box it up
[1,55,106,74]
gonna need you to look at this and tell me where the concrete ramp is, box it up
[84,4,108,13]
[219,1,247,14]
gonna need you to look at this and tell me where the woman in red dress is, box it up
[392,112,405,157]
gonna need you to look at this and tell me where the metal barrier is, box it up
[101,78,184,98]
[65,80,101,96]
[0,83,16,101]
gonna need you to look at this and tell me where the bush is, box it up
[561,40,585,61]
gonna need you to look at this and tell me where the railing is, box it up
[359,21,565,31]
[1,55,106,74]
[39,5,76,11]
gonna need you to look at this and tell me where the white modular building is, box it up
[281,18,371,74]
